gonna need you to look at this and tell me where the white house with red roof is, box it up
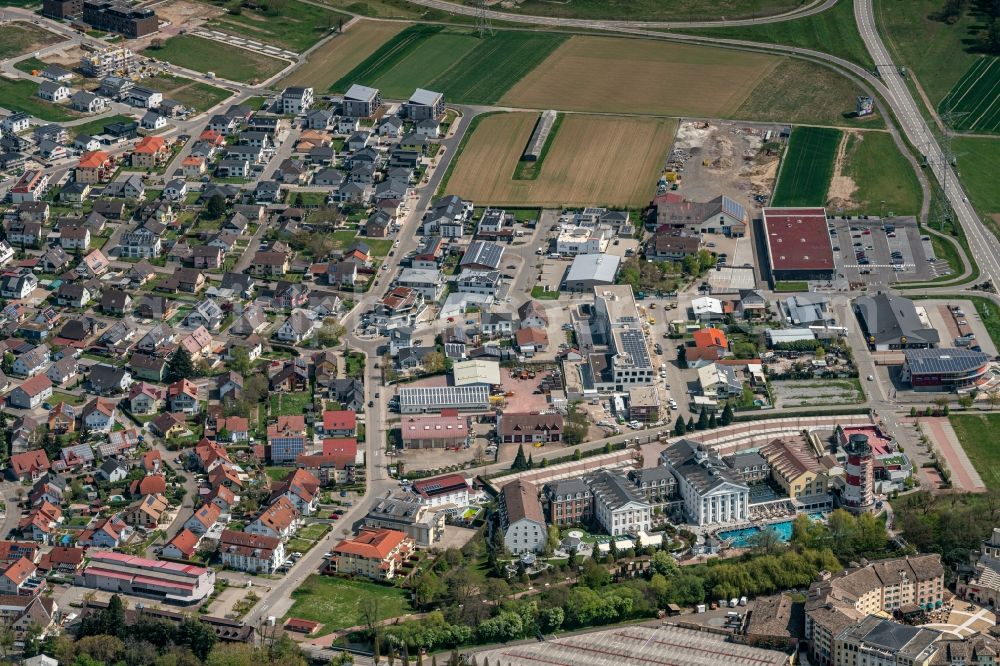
[8,375,53,409]
[270,469,320,516]
[246,496,300,541]
[7,451,51,482]
[320,410,357,437]
[161,528,200,560]
[411,473,472,507]
[82,397,117,433]
[183,502,221,536]
[329,528,413,581]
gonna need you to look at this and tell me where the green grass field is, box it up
[0,79,76,121]
[772,126,842,206]
[874,0,980,107]
[734,57,884,128]
[969,295,1000,350]
[68,114,134,139]
[143,35,287,83]
[939,58,1000,133]
[206,0,349,52]
[677,0,874,70]
[13,57,47,75]
[138,74,232,112]
[950,414,1000,487]
[283,575,412,635]
[330,25,565,103]
[265,467,292,482]
[0,23,60,60]
[953,137,1000,216]
[841,131,922,215]
[269,391,313,416]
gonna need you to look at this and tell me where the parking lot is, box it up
[829,216,938,290]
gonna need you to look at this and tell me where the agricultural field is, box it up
[733,58,884,127]
[497,0,803,21]
[330,25,564,103]
[138,74,232,112]
[938,58,1000,133]
[0,22,61,60]
[874,0,980,107]
[0,79,76,122]
[277,19,407,90]
[676,0,875,70]
[501,35,780,117]
[205,0,349,52]
[143,35,287,84]
[772,126,841,207]
[836,130,923,215]
[444,112,675,208]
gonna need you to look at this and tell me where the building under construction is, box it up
[81,46,138,78]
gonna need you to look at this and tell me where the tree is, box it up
[959,394,975,409]
[695,408,708,431]
[360,596,381,637]
[318,321,346,347]
[746,526,785,555]
[527,453,534,469]
[511,444,527,471]
[244,374,268,403]
[167,347,195,382]
[989,390,1000,411]
[228,347,252,375]
[0,351,13,374]
[677,345,687,368]
[708,411,717,428]
[650,550,679,577]
[206,194,226,219]
[673,416,686,436]
[545,524,561,555]
[687,416,696,431]
[422,351,446,374]
[177,617,217,661]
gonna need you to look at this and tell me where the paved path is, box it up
[918,416,985,492]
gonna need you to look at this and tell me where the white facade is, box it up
[504,516,545,555]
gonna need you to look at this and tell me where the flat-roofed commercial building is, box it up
[397,385,490,414]
[761,207,835,282]
[364,493,445,546]
[75,551,215,605]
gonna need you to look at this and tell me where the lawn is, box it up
[772,126,842,207]
[0,79,76,121]
[531,285,560,299]
[443,112,676,208]
[328,229,361,251]
[949,414,1000,487]
[143,35,287,84]
[52,391,86,406]
[269,391,313,416]
[774,281,809,292]
[874,0,981,107]
[366,238,393,257]
[284,575,412,635]
[840,131,923,215]
[206,0,349,52]
[298,523,330,541]
[14,57,47,75]
[970,295,1000,350]
[0,22,61,60]
[277,19,407,91]
[138,74,232,113]
[265,467,292,482]
[677,0,875,70]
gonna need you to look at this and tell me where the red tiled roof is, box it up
[332,528,406,560]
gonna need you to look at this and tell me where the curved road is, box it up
[407,0,837,29]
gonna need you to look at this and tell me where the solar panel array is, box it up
[722,195,747,222]
[905,348,989,374]
[619,329,651,368]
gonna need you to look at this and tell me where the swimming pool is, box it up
[717,512,827,548]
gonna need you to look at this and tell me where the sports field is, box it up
[143,35,287,83]
[330,25,565,103]
[501,36,780,117]
[939,58,1000,133]
[277,19,406,90]
[444,112,675,207]
[772,126,842,207]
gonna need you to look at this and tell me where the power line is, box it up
[475,0,493,38]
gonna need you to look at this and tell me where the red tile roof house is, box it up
[130,473,167,497]
[320,410,357,437]
[37,546,84,574]
[8,374,53,409]
[167,378,200,414]
[498,412,564,444]
[18,501,61,544]
[246,496,301,541]
[328,528,413,581]
[218,530,284,574]
[161,528,200,560]
[184,502,222,536]
[269,468,320,516]
[0,557,42,595]
[7,450,51,482]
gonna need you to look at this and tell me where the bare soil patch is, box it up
[827,130,860,210]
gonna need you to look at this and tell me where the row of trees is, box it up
[672,403,734,436]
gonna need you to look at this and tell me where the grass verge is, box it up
[774,281,809,292]
[512,112,563,181]
[950,414,1000,487]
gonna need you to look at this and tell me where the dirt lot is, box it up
[502,36,780,117]
[500,368,551,412]
[670,120,782,212]
[277,19,406,91]
[446,112,676,207]
[34,44,88,69]
[155,0,224,31]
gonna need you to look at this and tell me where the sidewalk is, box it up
[918,416,985,492]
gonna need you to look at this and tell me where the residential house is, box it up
[328,528,413,581]
[167,379,199,414]
[218,530,284,574]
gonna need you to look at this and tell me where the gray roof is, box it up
[784,294,830,325]
[853,294,940,346]
[628,466,676,485]
[409,88,442,107]
[344,84,379,102]
[904,348,990,375]
[544,478,591,499]
[837,616,940,660]
[460,241,504,270]
[566,253,620,284]
[660,438,749,496]
[587,470,649,511]
[725,451,770,471]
